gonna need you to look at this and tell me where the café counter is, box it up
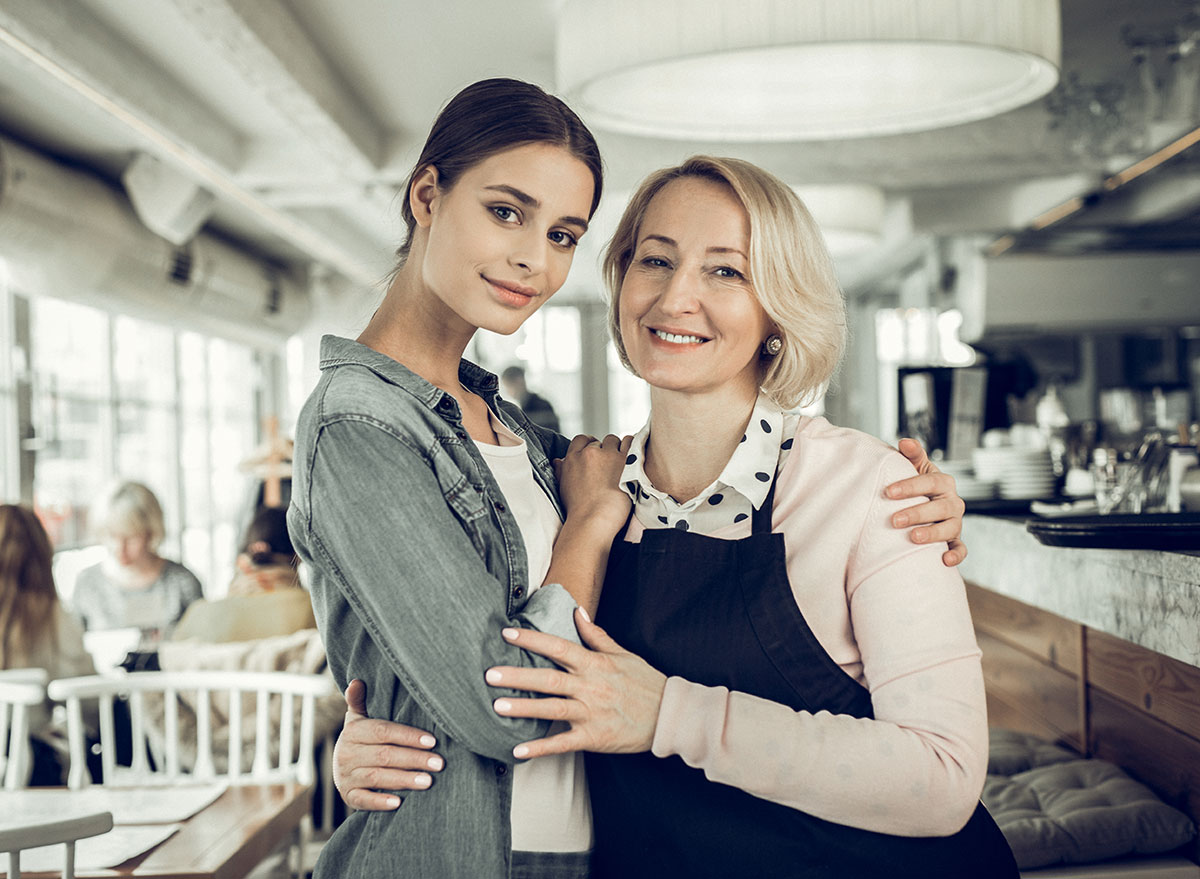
[959,513,1200,865]
[960,513,1200,668]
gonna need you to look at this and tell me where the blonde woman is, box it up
[0,504,95,784]
[72,481,202,636]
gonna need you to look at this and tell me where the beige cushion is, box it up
[989,727,1081,776]
[983,759,1197,870]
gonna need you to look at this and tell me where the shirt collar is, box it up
[317,334,500,417]
[619,394,785,511]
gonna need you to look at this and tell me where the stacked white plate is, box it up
[973,447,1055,499]
[938,459,995,501]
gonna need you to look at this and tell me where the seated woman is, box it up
[157,506,335,777]
[0,504,96,785]
[334,156,1013,878]
[72,481,203,641]
[172,506,315,643]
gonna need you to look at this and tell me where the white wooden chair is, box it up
[47,670,336,877]
[0,668,49,790]
[0,810,113,879]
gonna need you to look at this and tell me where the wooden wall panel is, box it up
[1087,628,1200,736]
[965,581,1083,675]
[976,630,1084,750]
[1089,688,1200,864]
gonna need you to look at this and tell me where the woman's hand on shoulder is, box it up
[332,679,444,811]
[554,434,634,537]
[886,438,968,567]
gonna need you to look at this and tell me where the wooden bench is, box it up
[967,581,1200,869]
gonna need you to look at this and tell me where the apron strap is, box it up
[751,477,777,535]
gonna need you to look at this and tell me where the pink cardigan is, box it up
[629,416,988,837]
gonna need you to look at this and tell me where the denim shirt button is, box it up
[494,501,507,513]
[495,764,508,777]
[511,585,524,599]
[455,430,467,441]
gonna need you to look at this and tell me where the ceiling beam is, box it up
[0,0,243,169]
[169,0,384,177]
[0,0,380,286]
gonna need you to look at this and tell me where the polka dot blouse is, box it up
[620,394,799,533]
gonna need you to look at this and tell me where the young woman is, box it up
[297,81,969,879]
[332,155,1006,878]
[288,78,631,879]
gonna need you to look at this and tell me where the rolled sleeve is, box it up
[298,417,577,762]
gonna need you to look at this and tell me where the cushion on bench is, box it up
[989,728,1080,776]
[982,758,1197,870]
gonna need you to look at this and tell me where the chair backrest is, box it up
[0,810,113,879]
[47,670,336,790]
[0,668,49,790]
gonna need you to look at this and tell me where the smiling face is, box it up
[415,142,595,336]
[618,176,773,402]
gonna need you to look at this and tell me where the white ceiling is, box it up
[2,0,1198,301]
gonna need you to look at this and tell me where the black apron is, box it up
[587,481,1018,879]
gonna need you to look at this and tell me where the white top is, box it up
[474,413,593,853]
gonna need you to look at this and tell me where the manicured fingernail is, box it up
[513,745,530,758]
[385,795,401,808]
[427,756,444,771]
[494,699,512,713]
[419,734,436,748]
[502,628,518,640]
[414,773,432,787]
[893,513,909,527]
[912,528,928,543]
[486,668,503,684]
[577,606,591,623]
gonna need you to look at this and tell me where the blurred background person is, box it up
[172,506,316,643]
[0,504,96,785]
[71,481,202,641]
[500,364,562,433]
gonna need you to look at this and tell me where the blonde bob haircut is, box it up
[94,481,166,551]
[603,156,847,410]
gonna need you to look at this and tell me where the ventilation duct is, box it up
[952,244,1200,341]
[0,137,308,348]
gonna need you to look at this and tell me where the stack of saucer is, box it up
[938,458,995,501]
[972,447,1055,499]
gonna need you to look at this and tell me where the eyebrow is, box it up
[483,184,589,232]
[640,234,747,259]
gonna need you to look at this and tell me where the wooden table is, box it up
[5,783,310,879]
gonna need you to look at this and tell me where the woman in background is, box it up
[172,506,316,643]
[0,504,95,784]
[72,480,202,638]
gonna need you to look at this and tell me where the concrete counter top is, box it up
[959,514,1200,668]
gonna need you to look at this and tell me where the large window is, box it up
[3,291,280,600]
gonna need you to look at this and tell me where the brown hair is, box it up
[0,504,59,668]
[393,78,604,268]
[603,156,847,410]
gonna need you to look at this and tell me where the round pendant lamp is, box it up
[557,0,1061,141]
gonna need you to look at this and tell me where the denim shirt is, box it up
[288,335,580,879]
